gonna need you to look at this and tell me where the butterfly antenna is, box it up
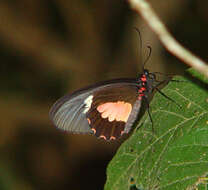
[143,46,152,70]
[153,72,174,77]
[134,27,143,71]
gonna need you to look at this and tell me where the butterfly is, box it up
[49,30,180,141]
[49,66,176,141]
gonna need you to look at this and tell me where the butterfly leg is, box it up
[143,97,154,133]
[155,87,182,109]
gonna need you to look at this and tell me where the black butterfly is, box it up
[49,30,180,141]
[49,66,179,141]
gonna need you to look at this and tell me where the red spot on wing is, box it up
[99,135,107,140]
[90,120,125,140]
[110,136,116,140]
[91,128,96,134]
[97,101,132,122]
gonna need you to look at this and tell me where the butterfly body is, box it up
[49,70,157,141]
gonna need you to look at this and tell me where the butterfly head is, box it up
[138,69,156,84]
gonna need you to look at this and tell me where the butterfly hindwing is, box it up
[49,79,141,140]
[86,84,141,140]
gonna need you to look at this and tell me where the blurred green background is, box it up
[0,0,207,189]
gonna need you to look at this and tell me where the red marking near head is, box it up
[141,77,147,82]
[99,135,107,140]
[97,101,132,122]
[110,136,116,140]
[138,94,144,99]
[139,87,146,93]
[91,128,96,134]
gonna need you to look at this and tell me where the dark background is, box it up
[0,0,207,190]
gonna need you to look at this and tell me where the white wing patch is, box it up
[83,95,93,113]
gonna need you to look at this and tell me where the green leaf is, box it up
[105,70,208,190]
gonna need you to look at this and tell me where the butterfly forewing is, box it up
[50,92,93,134]
[49,79,141,140]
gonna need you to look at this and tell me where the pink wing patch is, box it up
[97,101,132,122]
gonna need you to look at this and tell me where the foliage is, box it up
[105,70,208,190]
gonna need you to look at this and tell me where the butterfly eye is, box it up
[143,69,149,75]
